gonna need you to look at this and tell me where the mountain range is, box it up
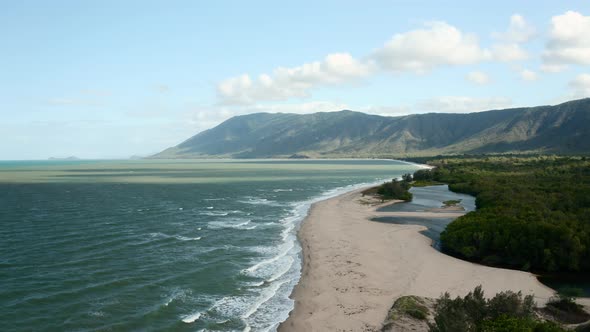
[152,98,590,158]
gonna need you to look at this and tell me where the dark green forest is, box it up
[429,286,565,332]
[410,156,590,272]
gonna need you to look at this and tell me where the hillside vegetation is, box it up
[153,98,590,158]
[409,155,590,272]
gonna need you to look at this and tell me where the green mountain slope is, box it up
[152,98,590,158]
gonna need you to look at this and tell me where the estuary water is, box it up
[0,159,419,331]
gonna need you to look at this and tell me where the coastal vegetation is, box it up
[408,155,590,273]
[543,290,590,324]
[392,296,430,320]
[429,286,565,332]
[442,199,461,207]
[363,175,413,201]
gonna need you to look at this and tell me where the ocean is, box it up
[0,159,419,331]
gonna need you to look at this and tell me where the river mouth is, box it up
[373,185,475,249]
[373,185,590,298]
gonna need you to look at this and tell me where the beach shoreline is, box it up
[278,187,556,331]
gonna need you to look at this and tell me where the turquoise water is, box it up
[0,159,419,331]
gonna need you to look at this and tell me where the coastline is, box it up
[278,187,555,331]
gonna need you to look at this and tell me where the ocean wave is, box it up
[182,311,202,323]
[207,219,256,230]
[243,241,295,275]
[163,288,190,307]
[239,197,282,207]
[200,209,244,217]
[149,232,201,242]
[242,279,289,319]
[199,211,229,216]
[272,189,293,192]
[267,256,294,283]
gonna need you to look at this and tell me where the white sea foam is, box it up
[163,288,189,307]
[267,256,294,283]
[174,235,201,241]
[272,189,293,192]
[200,211,229,216]
[239,197,282,206]
[149,232,201,242]
[246,281,265,287]
[243,241,294,274]
[207,218,255,230]
[242,279,289,319]
[182,311,202,323]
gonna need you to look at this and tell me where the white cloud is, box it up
[243,101,350,114]
[543,11,590,71]
[185,101,351,135]
[216,16,538,105]
[519,69,539,81]
[540,64,567,73]
[216,53,371,105]
[416,96,513,113]
[569,74,590,99]
[371,21,490,73]
[491,43,528,61]
[466,71,490,85]
[357,96,513,117]
[492,14,536,43]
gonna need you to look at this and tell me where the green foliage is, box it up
[429,286,566,332]
[442,199,461,206]
[391,296,429,320]
[428,156,590,272]
[545,295,590,324]
[480,316,565,332]
[376,178,413,201]
[414,169,435,181]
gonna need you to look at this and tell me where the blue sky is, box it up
[1,1,590,159]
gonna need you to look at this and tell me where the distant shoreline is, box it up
[278,185,555,331]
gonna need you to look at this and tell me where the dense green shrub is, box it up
[422,156,590,272]
[429,286,565,332]
[545,295,590,324]
[393,296,430,320]
[480,316,565,332]
[376,177,413,201]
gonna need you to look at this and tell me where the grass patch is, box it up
[412,180,445,187]
[391,296,429,320]
[442,199,461,207]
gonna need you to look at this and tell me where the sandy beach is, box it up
[278,187,556,331]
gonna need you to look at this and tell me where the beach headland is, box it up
[278,187,555,331]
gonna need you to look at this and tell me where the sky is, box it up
[1,1,590,159]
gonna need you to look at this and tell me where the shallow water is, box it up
[373,185,475,249]
[0,159,419,331]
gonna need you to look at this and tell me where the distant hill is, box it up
[152,98,590,158]
[48,156,80,160]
